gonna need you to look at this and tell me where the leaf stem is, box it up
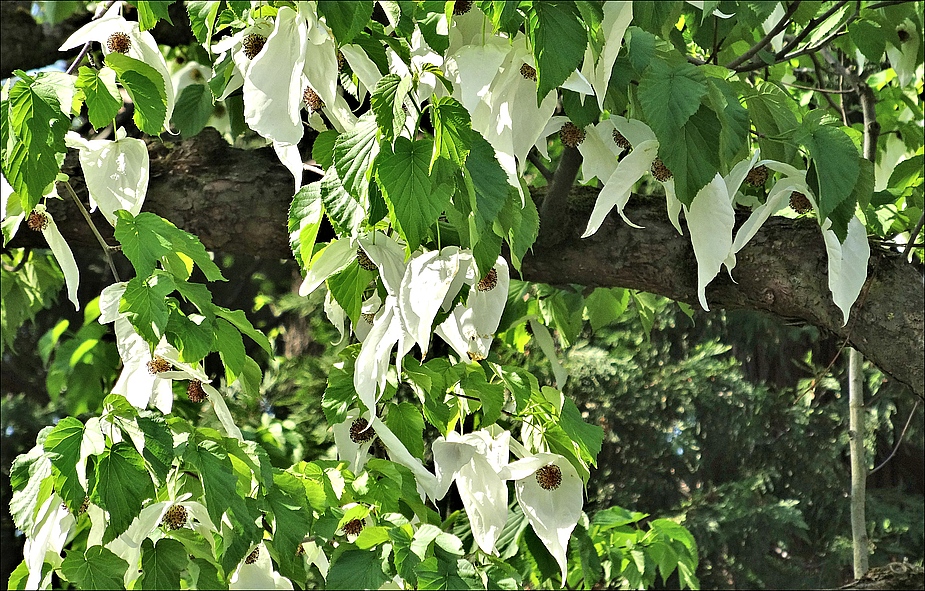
[64,0,118,75]
[63,181,121,282]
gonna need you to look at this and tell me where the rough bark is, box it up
[7,129,923,397]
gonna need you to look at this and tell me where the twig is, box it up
[807,51,843,113]
[64,1,118,75]
[780,82,854,94]
[527,149,554,183]
[902,213,924,258]
[869,400,920,476]
[725,1,801,69]
[63,181,121,282]
[452,391,515,417]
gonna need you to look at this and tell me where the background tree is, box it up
[2,1,923,590]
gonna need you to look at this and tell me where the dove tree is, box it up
[2,1,922,590]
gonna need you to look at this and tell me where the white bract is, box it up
[59,2,175,125]
[31,203,80,309]
[432,430,511,555]
[500,453,583,585]
[230,543,293,590]
[25,494,75,590]
[64,128,149,225]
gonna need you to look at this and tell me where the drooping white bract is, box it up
[432,430,511,555]
[230,543,293,590]
[332,409,376,473]
[64,128,149,225]
[32,203,80,309]
[500,453,583,585]
[579,117,663,236]
[212,19,275,100]
[59,1,175,125]
[111,316,209,414]
[24,493,75,590]
[298,232,406,299]
[580,2,633,110]
[355,295,414,419]
[684,173,736,311]
[370,416,439,500]
[725,160,871,325]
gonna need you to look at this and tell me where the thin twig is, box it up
[64,0,118,75]
[902,213,924,258]
[63,181,121,282]
[527,149,554,183]
[780,82,854,94]
[725,1,801,69]
[452,391,515,417]
[869,400,920,476]
[807,51,843,112]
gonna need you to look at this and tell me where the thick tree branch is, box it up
[7,129,923,398]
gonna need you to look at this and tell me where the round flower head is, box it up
[332,410,376,473]
[230,542,293,590]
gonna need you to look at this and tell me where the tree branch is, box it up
[537,146,583,248]
[7,129,923,398]
[725,1,801,70]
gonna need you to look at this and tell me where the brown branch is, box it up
[7,129,923,398]
[725,1,801,69]
[869,400,920,476]
[536,146,582,248]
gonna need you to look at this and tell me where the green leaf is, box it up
[497,188,539,271]
[559,398,603,467]
[460,370,505,426]
[61,546,128,590]
[105,53,168,135]
[561,89,601,129]
[573,523,603,587]
[138,537,186,590]
[327,260,376,326]
[187,1,220,44]
[312,129,339,170]
[289,181,325,267]
[658,104,722,206]
[464,132,508,235]
[318,1,374,44]
[6,560,29,590]
[585,287,630,331]
[320,170,366,236]
[137,416,173,484]
[491,364,538,413]
[322,346,361,424]
[5,77,69,212]
[385,401,426,459]
[91,442,155,539]
[43,417,85,511]
[370,74,411,142]
[528,2,587,101]
[334,112,380,203]
[135,1,175,31]
[239,355,263,399]
[796,115,860,222]
[638,58,708,146]
[120,273,175,344]
[75,67,121,130]
[165,309,214,363]
[114,211,225,281]
[431,97,472,168]
[850,19,887,62]
[213,305,272,355]
[377,137,454,250]
[327,549,390,590]
[172,83,213,137]
[214,317,245,383]
[707,79,749,167]
[266,471,312,581]
[744,83,799,164]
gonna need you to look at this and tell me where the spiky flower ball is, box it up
[187,380,208,403]
[559,122,586,148]
[343,518,365,537]
[612,130,632,151]
[106,32,132,54]
[356,248,377,270]
[349,417,375,444]
[650,158,673,182]
[535,464,562,490]
[79,496,89,515]
[477,268,498,292]
[453,0,473,15]
[467,351,486,362]
[898,29,910,43]
[243,34,267,60]
[245,547,260,564]
[336,50,346,72]
[303,87,325,113]
[27,211,48,231]
[789,191,813,214]
[162,504,188,530]
[745,165,769,187]
[296,544,306,556]
[520,63,537,81]
[361,313,376,325]
[147,356,172,375]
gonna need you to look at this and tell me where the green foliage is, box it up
[105,53,167,135]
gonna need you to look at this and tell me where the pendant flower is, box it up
[111,316,209,414]
[724,160,870,325]
[230,543,293,590]
[432,430,511,554]
[59,2,175,126]
[499,453,583,585]
[64,128,149,225]
[24,494,75,590]
[28,203,80,309]
[332,410,376,473]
